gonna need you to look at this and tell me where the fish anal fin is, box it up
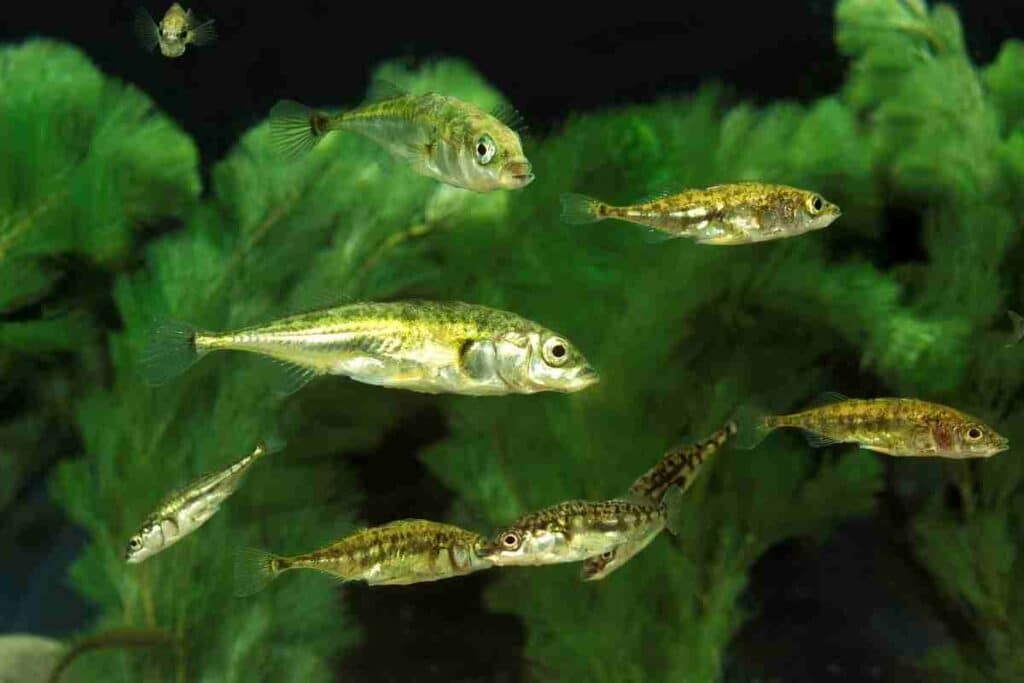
[270,360,320,396]
[801,430,842,449]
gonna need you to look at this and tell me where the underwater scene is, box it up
[4,1,1024,681]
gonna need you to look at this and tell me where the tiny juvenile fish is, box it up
[741,394,1008,459]
[269,83,533,192]
[483,496,679,567]
[135,4,216,58]
[126,439,279,563]
[581,421,736,582]
[234,520,493,595]
[560,182,841,245]
[142,300,598,396]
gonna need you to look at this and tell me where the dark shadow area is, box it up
[338,408,526,683]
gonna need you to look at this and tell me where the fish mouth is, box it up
[566,366,600,391]
[501,161,535,188]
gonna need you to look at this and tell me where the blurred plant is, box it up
[0,40,199,511]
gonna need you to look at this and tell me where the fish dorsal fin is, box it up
[490,103,528,134]
[809,391,851,408]
[363,80,408,106]
[801,430,842,449]
[638,189,674,204]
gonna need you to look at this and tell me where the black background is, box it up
[2,2,1024,681]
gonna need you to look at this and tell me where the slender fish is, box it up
[142,300,598,396]
[234,520,493,595]
[125,439,280,563]
[560,182,841,244]
[739,394,1008,459]
[270,83,533,192]
[483,496,680,567]
[581,421,736,581]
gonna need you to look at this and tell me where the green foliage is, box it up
[0,40,199,511]
[13,1,1024,680]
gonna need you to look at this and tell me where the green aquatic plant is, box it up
[10,0,1024,680]
[0,40,199,511]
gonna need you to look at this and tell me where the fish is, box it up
[738,393,1008,459]
[233,519,493,595]
[1007,310,1024,347]
[134,3,216,58]
[141,300,598,396]
[482,495,681,567]
[560,182,841,244]
[581,421,736,581]
[269,83,533,192]
[125,438,280,563]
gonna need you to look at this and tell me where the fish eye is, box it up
[807,194,825,214]
[601,550,614,560]
[542,337,570,367]
[966,426,983,441]
[500,532,521,550]
[475,135,496,165]
[128,537,141,550]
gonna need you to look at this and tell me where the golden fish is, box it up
[270,83,532,192]
[142,300,597,396]
[483,497,678,567]
[234,520,493,595]
[126,439,279,563]
[560,182,840,244]
[581,421,736,581]
[135,3,216,58]
[741,394,1008,458]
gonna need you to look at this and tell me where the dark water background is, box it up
[2,2,1023,680]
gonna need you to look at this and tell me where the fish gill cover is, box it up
[0,0,1023,680]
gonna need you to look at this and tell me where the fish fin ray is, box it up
[802,430,842,448]
[733,404,776,449]
[269,100,330,160]
[269,360,319,397]
[363,80,408,105]
[133,7,160,52]
[490,103,528,134]
[141,319,207,385]
[809,391,851,407]
[560,193,606,225]
[188,19,217,47]
[233,547,282,597]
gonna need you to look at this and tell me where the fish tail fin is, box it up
[188,19,217,47]
[269,100,333,160]
[140,320,208,385]
[560,193,607,225]
[133,7,160,52]
[1009,310,1024,346]
[233,547,284,597]
[253,435,287,460]
[732,404,777,450]
[662,485,685,537]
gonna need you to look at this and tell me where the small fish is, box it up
[234,520,493,595]
[142,300,598,396]
[581,421,736,581]
[483,495,680,567]
[739,394,1008,459]
[135,4,216,58]
[269,83,533,192]
[560,182,841,244]
[125,439,279,563]
[1007,310,1024,347]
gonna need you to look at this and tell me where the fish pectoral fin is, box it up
[187,20,217,47]
[641,228,679,244]
[800,430,842,448]
[860,445,902,457]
